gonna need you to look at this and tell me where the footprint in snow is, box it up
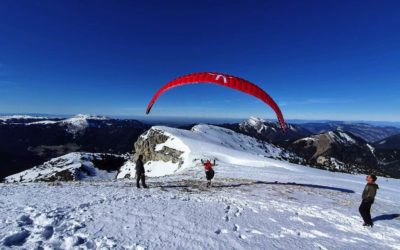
[215,228,229,235]
[16,215,33,227]
[239,234,247,239]
[224,215,230,222]
[245,229,264,235]
[224,205,231,213]
[41,225,54,240]
[3,229,31,247]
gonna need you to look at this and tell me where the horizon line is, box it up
[1,112,400,125]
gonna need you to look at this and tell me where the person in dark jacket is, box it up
[359,174,379,227]
[201,159,215,187]
[135,155,148,188]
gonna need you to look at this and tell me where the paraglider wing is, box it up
[146,72,286,130]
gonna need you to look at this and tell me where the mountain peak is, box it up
[246,116,268,125]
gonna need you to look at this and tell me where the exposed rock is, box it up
[133,128,184,167]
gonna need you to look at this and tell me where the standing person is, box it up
[201,159,215,187]
[359,174,379,227]
[136,155,148,189]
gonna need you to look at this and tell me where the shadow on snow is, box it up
[373,214,400,222]
[159,180,355,193]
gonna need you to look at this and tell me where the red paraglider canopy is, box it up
[146,72,287,131]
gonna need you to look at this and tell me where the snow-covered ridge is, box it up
[0,115,48,121]
[13,114,111,134]
[238,117,306,139]
[59,114,110,134]
[121,124,298,178]
[297,130,359,146]
[327,131,357,144]
[4,152,127,183]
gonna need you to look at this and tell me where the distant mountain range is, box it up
[299,122,400,142]
[0,114,149,179]
[219,117,400,178]
[1,114,400,180]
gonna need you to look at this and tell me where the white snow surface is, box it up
[1,160,399,249]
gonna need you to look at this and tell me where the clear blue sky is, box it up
[0,0,399,121]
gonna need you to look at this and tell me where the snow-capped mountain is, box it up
[118,124,303,179]
[4,152,128,183]
[0,115,50,124]
[300,122,400,142]
[220,117,311,145]
[25,114,110,135]
[1,114,113,135]
[291,130,382,174]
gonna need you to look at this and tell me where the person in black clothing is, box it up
[136,155,148,188]
[359,174,379,227]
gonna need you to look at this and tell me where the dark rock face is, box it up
[374,134,400,150]
[133,128,184,167]
[0,117,149,179]
[374,149,400,178]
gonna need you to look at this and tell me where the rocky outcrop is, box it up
[132,128,184,167]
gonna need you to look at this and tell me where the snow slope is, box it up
[1,161,399,249]
[121,124,298,178]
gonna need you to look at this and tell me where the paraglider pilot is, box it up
[201,159,216,187]
[136,155,148,189]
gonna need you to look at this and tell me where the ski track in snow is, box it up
[1,164,400,249]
